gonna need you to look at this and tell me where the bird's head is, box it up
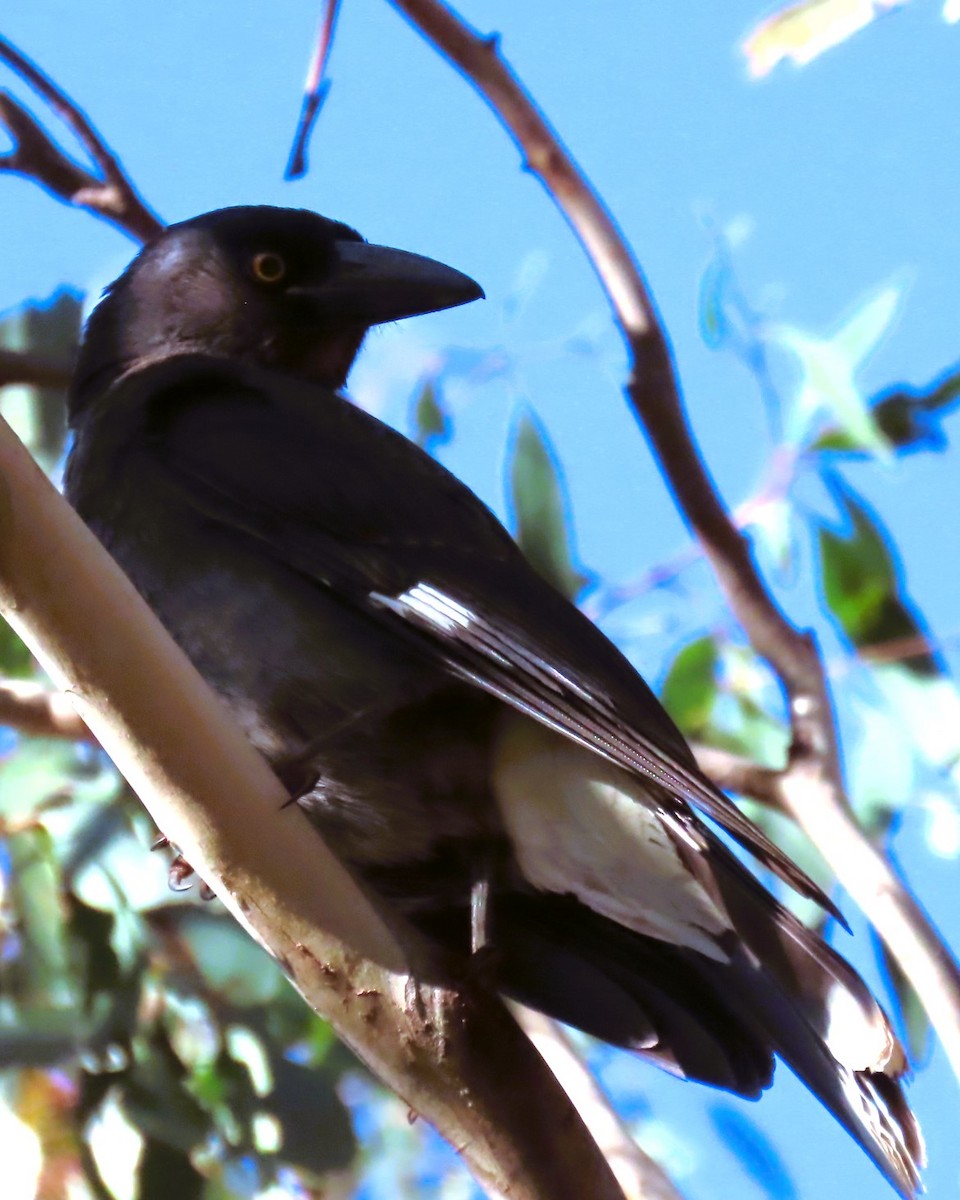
[70,205,483,415]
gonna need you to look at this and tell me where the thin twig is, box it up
[0,36,162,243]
[387,0,960,1084]
[286,0,342,179]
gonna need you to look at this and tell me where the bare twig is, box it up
[387,0,960,1083]
[691,742,782,807]
[0,36,162,243]
[0,411,625,1200]
[286,0,342,179]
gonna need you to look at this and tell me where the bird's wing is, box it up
[128,357,837,916]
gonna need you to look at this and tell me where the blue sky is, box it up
[1,2,958,1197]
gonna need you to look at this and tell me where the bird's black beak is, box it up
[290,240,484,325]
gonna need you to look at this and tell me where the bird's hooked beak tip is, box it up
[292,239,484,325]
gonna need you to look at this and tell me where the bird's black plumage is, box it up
[65,206,923,1195]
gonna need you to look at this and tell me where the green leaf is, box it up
[0,618,33,677]
[410,377,451,453]
[817,480,937,674]
[0,290,82,471]
[163,909,285,1007]
[7,827,75,1008]
[120,1031,211,1154]
[660,636,718,734]
[507,410,591,601]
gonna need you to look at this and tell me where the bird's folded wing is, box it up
[133,357,838,917]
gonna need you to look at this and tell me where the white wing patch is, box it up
[491,716,732,962]
[371,582,477,634]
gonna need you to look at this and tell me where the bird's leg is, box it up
[470,870,491,956]
[467,841,504,986]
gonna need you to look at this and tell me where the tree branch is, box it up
[0,412,625,1200]
[0,677,94,741]
[690,743,782,807]
[387,0,960,1083]
[512,1005,683,1200]
[0,346,73,390]
[0,36,162,243]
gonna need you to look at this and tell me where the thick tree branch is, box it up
[0,412,625,1200]
[388,0,960,1082]
[0,36,162,243]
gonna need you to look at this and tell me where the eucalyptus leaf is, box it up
[812,364,960,456]
[7,827,75,1008]
[0,618,33,678]
[660,636,718,735]
[507,409,591,601]
[770,282,901,457]
[817,479,937,675]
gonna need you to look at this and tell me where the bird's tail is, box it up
[450,850,923,1198]
[706,838,924,1197]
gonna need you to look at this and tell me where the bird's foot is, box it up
[151,834,216,901]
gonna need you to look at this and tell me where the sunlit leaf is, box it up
[749,495,796,578]
[507,410,591,600]
[0,1095,44,1200]
[771,283,902,458]
[660,636,718,734]
[87,1089,146,1200]
[812,364,960,456]
[742,0,909,79]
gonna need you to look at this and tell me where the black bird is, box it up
[65,206,923,1195]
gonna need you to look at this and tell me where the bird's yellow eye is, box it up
[251,251,286,284]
